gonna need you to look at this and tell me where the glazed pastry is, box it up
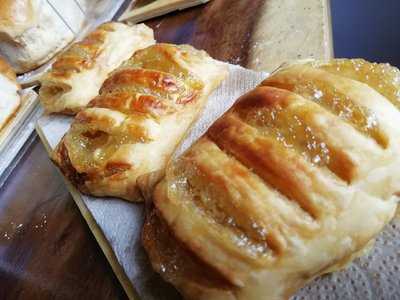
[0,0,87,73]
[0,57,20,131]
[40,22,155,115]
[52,43,228,201]
[143,59,400,300]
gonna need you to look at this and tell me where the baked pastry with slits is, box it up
[0,57,20,131]
[40,22,155,115]
[143,59,400,300]
[52,43,228,201]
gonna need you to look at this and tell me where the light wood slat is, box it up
[119,0,210,23]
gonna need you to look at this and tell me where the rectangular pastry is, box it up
[52,43,228,201]
[143,59,400,300]
[39,22,155,115]
[0,0,86,74]
[0,57,20,131]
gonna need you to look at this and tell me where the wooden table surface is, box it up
[0,1,332,299]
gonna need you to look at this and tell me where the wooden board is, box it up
[119,0,210,23]
[0,90,41,186]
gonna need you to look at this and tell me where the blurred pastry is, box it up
[0,57,20,131]
[40,22,155,115]
[0,0,87,73]
[52,43,228,201]
[143,59,400,300]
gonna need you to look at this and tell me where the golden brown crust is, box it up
[144,59,400,300]
[39,23,155,115]
[52,43,228,201]
[50,23,116,79]
[52,140,90,193]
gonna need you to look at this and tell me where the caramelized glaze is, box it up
[265,70,389,148]
[52,43,228,201]
[318,59,400,109]
[51,23,115,78]
[144,59,400,300]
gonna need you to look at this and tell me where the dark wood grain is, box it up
[145,0,264,65]
[0,1,330,299]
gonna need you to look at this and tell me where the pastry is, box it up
[143,59,400,300]
[40,22,155,115]
[0,0,87,74]
[52,43,228,201]
[0,57,20,131]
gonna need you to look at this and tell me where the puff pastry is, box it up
[143,59,400,300]
[39,22,155,115]
[0,0,87,73]
[0,57,20,131]
[52,43,228,201]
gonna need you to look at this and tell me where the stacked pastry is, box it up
[142,59,400,300]
[0,0,89,73]
[0,57,20,132]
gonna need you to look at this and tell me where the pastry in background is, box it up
[52,43,228,201]
[143,59,400,300]
[0,57,20,131]
[0,0,87,74]
[39,22,155,115]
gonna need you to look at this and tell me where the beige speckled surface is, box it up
[249,0,333,71]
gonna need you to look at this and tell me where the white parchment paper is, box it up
[36,63,400,300]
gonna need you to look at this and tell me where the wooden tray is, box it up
[0,90,42,187]
[119,0,210,23]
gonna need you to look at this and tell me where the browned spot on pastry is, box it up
[88,93,131,110]
[105,162,132,177]
[101,69,180,94]
[53,141,89,193]
[81,130,107,139]
[75,112,93,123]
[89,92,171,117]
[235,85,292,110]
[75,110,117,129]
[135,94,167,112]
[50,23,115,78]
